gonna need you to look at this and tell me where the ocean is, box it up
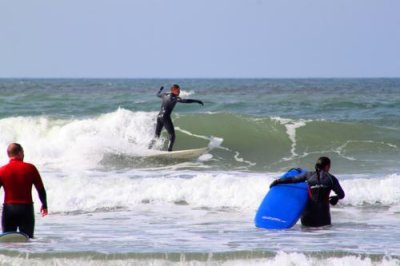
[0,78,399,265]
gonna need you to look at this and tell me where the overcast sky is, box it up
[0,0,399,78]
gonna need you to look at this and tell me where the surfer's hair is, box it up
[315,156,331,171]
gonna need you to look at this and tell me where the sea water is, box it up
[0,79,399,265]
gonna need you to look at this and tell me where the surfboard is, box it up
[144,147,209,160]
[0,232,29,242]
[254,168,309,229]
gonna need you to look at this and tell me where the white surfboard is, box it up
[0,232,29,242]
[145,147,209,160]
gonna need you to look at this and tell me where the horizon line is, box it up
[1,76,399,80]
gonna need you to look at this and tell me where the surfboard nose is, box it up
[0,232,29,242]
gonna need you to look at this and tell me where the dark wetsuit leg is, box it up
[163,116,175,151]
[301,201,331,227]
[154,116,164,138]
[149,115,175,151]
[2,204,35,238]
[2,205,17,233]
[149,117,164,149]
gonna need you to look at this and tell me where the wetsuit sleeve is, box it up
[270,173,307,187]
[38,188,48,209]
[177,98,204,105]
[157,87,165,98]
[330,175,345,199]
[29,165,48,209]
[31,165,44,190]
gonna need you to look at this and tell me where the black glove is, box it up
[329,196,339,206]
[159,86,164,91]
[198,100,204,106]
[270,179,281,188]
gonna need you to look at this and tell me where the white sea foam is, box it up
[0,252,397,266]
[271,117,310,160]
[0,108,159,169]
[341,174,400,206]
[39,171,271,213]
[179,89,195,97]
[2,169,395,213]
[175,126,224,150]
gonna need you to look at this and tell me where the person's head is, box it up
[170,84,180,96]
[7,143,24,160]
[315,156,331,172]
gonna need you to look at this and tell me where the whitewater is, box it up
[0,78,399,265]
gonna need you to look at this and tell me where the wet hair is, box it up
[172,84,180,89]
[7,143,23,157]
[315,156,331,171]
[314,156,331,201]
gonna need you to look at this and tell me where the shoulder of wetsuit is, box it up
[325,173,337,186]
[172,95,182,102]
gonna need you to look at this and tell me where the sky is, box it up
[0,0,399,78]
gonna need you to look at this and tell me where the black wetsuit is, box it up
[272,170,345,227]
[2,204,35,238]
[151,88,203,151]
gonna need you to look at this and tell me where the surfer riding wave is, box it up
[149,84,204,152]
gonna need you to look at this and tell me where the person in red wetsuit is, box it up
[0,143,48,238]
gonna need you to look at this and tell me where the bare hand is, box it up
[41,207,48,217]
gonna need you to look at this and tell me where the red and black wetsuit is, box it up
[0,159,47,238]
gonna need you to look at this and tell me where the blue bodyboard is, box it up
[255,168,309,229]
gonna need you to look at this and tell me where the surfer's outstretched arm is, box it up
[270,174,307,188]
[178,98,204,105]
